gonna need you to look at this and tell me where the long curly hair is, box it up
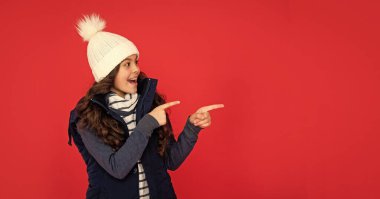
[75,64,173,157]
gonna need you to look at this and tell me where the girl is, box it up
[68,14,223,199]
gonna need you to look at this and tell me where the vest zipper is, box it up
[141,78,151,106]
[137,78,151,122]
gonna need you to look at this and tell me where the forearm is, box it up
[78,114,160,179]
[165,115,202,170]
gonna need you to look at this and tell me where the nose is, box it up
[131,63,140,74]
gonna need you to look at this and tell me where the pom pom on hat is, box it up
[76,13,106,42]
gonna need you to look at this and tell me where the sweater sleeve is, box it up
[164,115,203,171]
[77,113,160,179]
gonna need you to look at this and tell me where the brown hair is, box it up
[75,64,173,156]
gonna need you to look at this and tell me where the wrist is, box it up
[186,115,203,133]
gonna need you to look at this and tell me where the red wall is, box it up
[1,0,379,198]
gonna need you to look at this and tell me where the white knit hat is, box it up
[76,13,140,82]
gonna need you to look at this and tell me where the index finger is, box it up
[160,101,181,110]
[198,104,224,113]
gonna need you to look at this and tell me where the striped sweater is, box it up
[107,91,150,199]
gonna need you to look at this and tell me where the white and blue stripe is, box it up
[107,92,150,199]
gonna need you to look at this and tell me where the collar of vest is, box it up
[90,77,158,123]
[68,77,158,146]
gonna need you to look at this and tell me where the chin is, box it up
[126,89,137,94]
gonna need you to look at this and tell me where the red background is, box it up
[1,0,379,198]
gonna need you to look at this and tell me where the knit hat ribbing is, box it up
[76,13,139,82]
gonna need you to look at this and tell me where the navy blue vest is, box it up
[68,78,177,199]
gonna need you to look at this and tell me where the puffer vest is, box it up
[68,78,177,199]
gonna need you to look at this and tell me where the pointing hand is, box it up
[189,104,224,129]
[148,101,181,126]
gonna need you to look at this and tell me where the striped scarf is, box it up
[107,91,150,199]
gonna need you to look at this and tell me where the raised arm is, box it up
[164,115,202,171]
[77,114,160,179]
[165,103,224,170]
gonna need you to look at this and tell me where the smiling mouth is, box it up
[128,79,137,85]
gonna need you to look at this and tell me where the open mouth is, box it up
[128,79,137,85]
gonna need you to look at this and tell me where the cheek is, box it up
[115,74,126,88]
[119,68,132,78]
[125,70,132,77]
[115,78,121,87]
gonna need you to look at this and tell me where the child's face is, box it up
[112,54,140,96]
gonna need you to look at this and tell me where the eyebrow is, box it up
[123,58,138,61]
